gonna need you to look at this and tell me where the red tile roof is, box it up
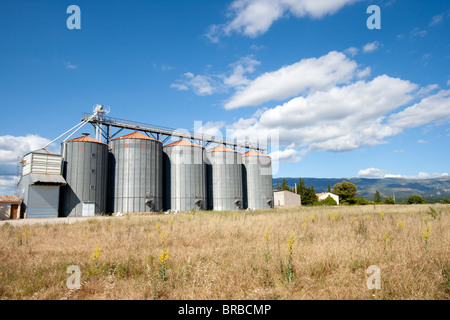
[164,139,204,148]
[0,195,22,204]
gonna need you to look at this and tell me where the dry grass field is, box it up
[0,204,449,300]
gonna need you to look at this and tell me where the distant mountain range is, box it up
[272,177,450,202]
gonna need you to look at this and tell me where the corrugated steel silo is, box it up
[109,131,163,213]
[206,146,243,211]
[163,139,207,211]
[60,134,108,217]
[242,150,273,209]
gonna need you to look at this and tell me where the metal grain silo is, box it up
[242,150,273,210]
[206,146,243,211]
[60,134,108,217]
[163,139,207,212]
[109,131,163,213]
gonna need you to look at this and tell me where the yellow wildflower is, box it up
[287,234,296,252]
[160,231,168,245]
[91,246,101,263]
[159,249,169,265]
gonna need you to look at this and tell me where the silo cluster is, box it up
[58,132,273,216]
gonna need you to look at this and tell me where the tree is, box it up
[302,183,318,206]
[333,181,358,204]
[355,197,369,205]
[384,196,395,204]
[374,190,382,203]
[407,195,425,204]
[442,198,450,204]
[327,184,331,192]
[295,178,318,206]
[320,195,337,206]
[281,178,290,191]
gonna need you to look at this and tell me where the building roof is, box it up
[28,174,66,185]
[67,136,107,145]
[0,195,22,204]
[316,192,336,197]
[208,145,240,153]
[164,139,204,148]
[273,190,299,194]
[112,131,160,142]
[30,148,61,156]
[242,150,270,157]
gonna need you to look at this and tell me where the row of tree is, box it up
[275,179,450,206]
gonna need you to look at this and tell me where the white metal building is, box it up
[316,192,339,204]
[18,149,66,219]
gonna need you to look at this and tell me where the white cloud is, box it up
[229,74,417,151]
[447,79,450,86]
[0,134,51,168]
[209,0,359,40]
[357,168,449,179]
[417,140,429,144]
[223,56,261,88]
[363,41,381,53]
[357,168,387,178]
[429,14,444,27]
[0,175,17,196]
[357,67,371,78]
[195,121,227,138]
[171,56,260,96]
[269,147,302,163]
[64,62,77,69]
[225,51,358,109]
[344,47,358,57]
[387,90,450,129]
[410,28,427,39]
[183,51,450,162]
[170,72,219,96]
[0,134,52,195]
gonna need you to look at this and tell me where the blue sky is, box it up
[1,0,449,194]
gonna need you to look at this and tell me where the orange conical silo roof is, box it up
[112,131,160,142]
[243,150,270,157]
[164,139,204,148]
[67,135,107,145]
[208,145,240,153]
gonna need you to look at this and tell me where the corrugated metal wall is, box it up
[163,144,207,211]
[60,140,108,217]
[207,149,243,211]
[243,154,273,209]
[109,137,163,213]
[26,185,60,219]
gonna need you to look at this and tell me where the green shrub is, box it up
[319,196,338,206]
[407,195,425,204]
[384,196,395,205]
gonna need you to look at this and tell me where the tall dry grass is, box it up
[0,204,449,300]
